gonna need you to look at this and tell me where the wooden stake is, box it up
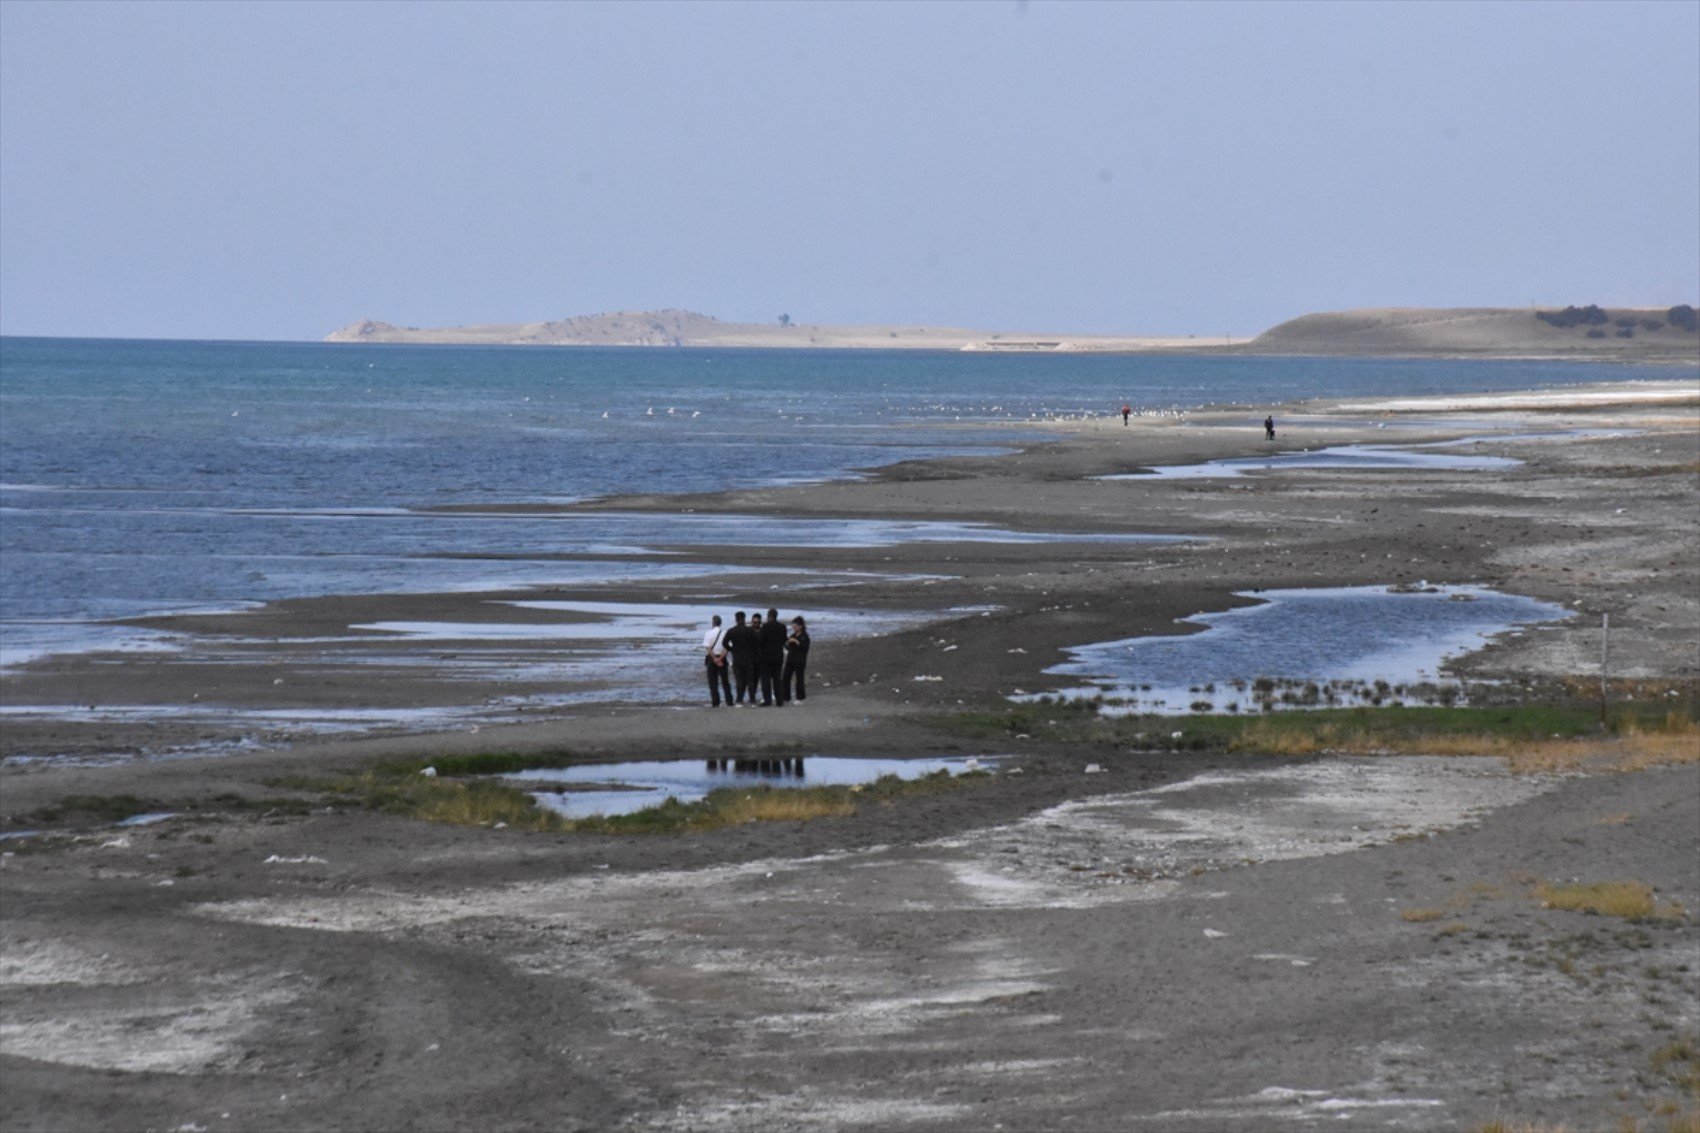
[1600,612,1610,729]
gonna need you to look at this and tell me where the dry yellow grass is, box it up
[1230,714,1700,774]
[1534,880,1685,922]
[1225,713,1699,772]
[714,792,855,825]
[1401,907,1448,923]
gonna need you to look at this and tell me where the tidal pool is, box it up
[508,755,992,818]
[1028,584,1571,714]
[1098,428,1636,481]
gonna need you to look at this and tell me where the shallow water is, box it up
[1100,428,1637,480]
[4,337,1676,669]
[509,755,992,818]
[1101,444,1520,479]
[1031,585,1571,714]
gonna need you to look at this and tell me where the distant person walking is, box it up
[758,607,788,706]
[1264,415,1276,441]
[1120,403,1131,426]
[702,615,731,707]
[725,611,758,704]
[782,616,810,703]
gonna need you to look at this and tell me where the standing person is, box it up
[702,615,731,707]
[1120,403,1131,426]
[1264,414,1276,441]
[782,616,810,703]
[758,607,787,706]
[725,611,757,705]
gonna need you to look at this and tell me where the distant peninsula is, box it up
[325,304,1699,361]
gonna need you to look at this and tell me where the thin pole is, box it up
[1600,612,1610,730]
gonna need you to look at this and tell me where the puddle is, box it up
[508,755,992,818]
[115,812,178,827]
[1027,584,1570,714]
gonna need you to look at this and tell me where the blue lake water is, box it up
[1,337,1677,667]
[1032,585,1573,713]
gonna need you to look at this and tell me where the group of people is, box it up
[701,609,810,707]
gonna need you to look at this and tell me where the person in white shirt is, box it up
[702,615,731,707]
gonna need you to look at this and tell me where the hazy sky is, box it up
[2,0,1696,341]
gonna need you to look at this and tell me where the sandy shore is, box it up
[2,380,1697,1130]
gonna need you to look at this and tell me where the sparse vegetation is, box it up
[1535,881,1685,923]
[940,696,1698,773]
[1651,1037,1700,1094]
[26,794,163,825]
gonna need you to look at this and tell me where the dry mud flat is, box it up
[2,757,1696,1131]
[2,383,1699,1130]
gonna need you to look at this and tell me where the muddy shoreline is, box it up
[3,383,1698,1131]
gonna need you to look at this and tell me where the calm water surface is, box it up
[1,337,1672,665]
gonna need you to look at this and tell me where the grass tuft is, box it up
[1652,1036,1700,1093]
[1401,907,1449,923]
[1534,881,1684,923]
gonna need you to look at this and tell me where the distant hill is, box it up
[1242,306,1699,362]
[325,309,741,347]
[323,310,1237,352]
[324,305,1700,360]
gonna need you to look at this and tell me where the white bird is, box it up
[645,407,654,416]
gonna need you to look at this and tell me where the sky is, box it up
[1,0,1697,341]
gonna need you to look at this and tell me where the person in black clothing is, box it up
[757,606,788,705]
[724,611,758,704]
[1264,415,1276,441]
[782,616,810,703]
[703,614,731,707]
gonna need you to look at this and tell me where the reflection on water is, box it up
[510,755,990,818]
[1028,584,1571,715]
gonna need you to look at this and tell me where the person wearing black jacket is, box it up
[723,611,758,705]
[757,606,788,706]
[782,616,810,703]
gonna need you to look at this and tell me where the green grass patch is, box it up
[317,772,570,832]
[26,794,163,825]
[371,750,594,778]
[936,699,1697,763]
